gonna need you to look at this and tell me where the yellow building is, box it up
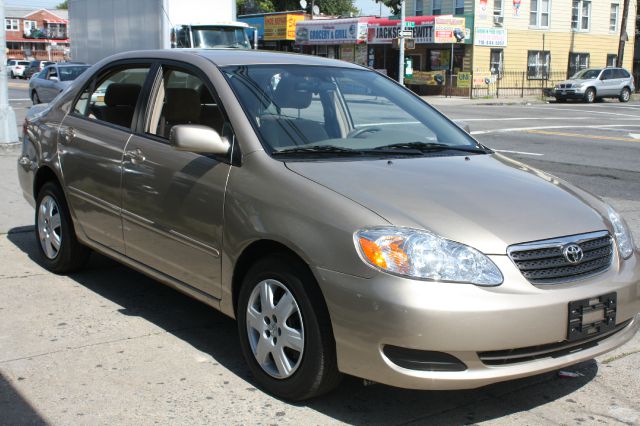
[404,0,636,77]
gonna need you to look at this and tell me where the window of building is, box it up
[432,0,442,15]
[527,50,550,79]
[455,0,464,14]
[571,0,591,31]
[568,53,589,77]
[490,49,504,78]
[5,19,19,31]
[494,0,504,16]
[529,0,550,27]
[609,3,619,32]
[415,0,424,16]
[23,20,37,35]
[607,54,618,67]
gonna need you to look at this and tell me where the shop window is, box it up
[415,0,424,16]
[530,0,550,28]
[490,49,504,78]
[607,54,618,67]
[527,50,550,80]
[432,0,442,15]
[455,0,464,15]
[494,0,504,17]
[315,45,328,57]
[568,53,589,78]
[609,3,619,32]
[5,19,19,31]
[571,0,591,31]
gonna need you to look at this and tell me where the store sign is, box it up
[404,70,446,86]
[457,72,471,88]
[295,18,367,45]
[367,17,435,44]
[434,16,466,43]
[474,28,508,46]
[264,13,304,40]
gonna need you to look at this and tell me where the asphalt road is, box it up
[1,85,639,425]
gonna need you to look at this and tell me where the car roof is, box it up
[102,49,364,70]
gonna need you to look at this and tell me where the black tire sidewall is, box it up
[35,182,86,273]
[237,255,337,401]
[620,88,630,102]
[584,89,595,103]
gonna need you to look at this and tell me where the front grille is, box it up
[508,231,613,284]
[478,319,631,366]
[558,83,573,89]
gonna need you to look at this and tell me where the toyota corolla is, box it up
[17,50,640,401]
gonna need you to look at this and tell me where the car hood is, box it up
[285,154,609,254]
[558,79,594,86]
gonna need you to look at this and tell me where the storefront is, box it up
[295,18,368,65]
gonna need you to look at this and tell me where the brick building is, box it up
[4,7,70,61]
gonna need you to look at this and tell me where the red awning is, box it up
[44,19,68,24]
[6,35,69,43]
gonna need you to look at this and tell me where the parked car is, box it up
[29,63,90,104]
[24,60,55,80]
[17,50,640,401]
[553,67,635,103]
[7,59,30,79]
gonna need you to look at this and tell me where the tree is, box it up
[238,0,357,16]
[56,0,68,9]
[375,0,401,15]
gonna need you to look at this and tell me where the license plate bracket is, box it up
[567,292,616,341]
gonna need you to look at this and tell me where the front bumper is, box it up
[315,250,640,390]
[553,87,587,99]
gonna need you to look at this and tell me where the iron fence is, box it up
[470,70,569,98]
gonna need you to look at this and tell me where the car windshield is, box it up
[59,66,90,81]
[192,27,250,48]
[222,65,484,158]
[571,69,602,79]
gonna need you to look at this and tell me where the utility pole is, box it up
[398,0,405,85]
[0,0,19,145]
[616,0,630,67]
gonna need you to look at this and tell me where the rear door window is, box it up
[72,65,152,130]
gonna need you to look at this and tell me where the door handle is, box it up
[125,148,146,164]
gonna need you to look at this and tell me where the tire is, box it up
[31,91,40,105]
[237,254,341,401]
[619,87,631,103]
[10,71,15,79]
[555,97,567,103]
[35,182,90,273]
[584,88,596,103]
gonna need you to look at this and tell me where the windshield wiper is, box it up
[375,142,489,154]
[272,145,423,156]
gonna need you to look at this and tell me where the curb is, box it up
[0,142,21,152]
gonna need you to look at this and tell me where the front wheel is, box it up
[31,91,40,105]
[619,87,631,103]
[10,71,15,79]
[584,88,596,103]
[237,254,341,401]
[35,182,90,273]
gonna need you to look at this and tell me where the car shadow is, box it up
[7,227,598,425]
[0,371,48,425]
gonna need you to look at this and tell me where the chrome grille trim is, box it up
[507,231,613,284]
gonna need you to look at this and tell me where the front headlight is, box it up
[607,206,635,259]
[354,227,503,286]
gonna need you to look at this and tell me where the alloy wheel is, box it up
[37,195,62,259]
[245,279,305,379]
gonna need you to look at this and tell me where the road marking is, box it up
[493,149,544,156]
[629,133,640,139]
[9,98,31,101]
[526,106,640,118]
[459,117,593,122]
[471,124,640,135]
[525,129,640,142]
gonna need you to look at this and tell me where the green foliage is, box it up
[238,0,356,16]
[375,0,401,15]
[56,0,69,9]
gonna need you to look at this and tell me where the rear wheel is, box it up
[237,254,341,401]
[35,182,90,273]
[584,88,596,103]
[619,87,631,102]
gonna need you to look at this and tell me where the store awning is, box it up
[295,17,369,45]
[44,19,68,24]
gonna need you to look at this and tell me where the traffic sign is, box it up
[401,29,413,37]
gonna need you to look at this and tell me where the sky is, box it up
[6,0,393,16]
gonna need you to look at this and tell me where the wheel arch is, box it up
[33,165,62,199]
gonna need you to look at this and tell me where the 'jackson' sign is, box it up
[366,17,435,44]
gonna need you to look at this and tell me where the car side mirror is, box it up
[170,124,230,155]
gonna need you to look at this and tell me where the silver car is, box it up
[17,50,640,401]
[553,67,635,103]
[29,63,90,104]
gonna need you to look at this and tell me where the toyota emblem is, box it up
[563,244,584,264]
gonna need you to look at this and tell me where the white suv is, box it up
[7,60,31,79]
[553,67,635,103]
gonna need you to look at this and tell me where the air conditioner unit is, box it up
[493,15,504,26]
